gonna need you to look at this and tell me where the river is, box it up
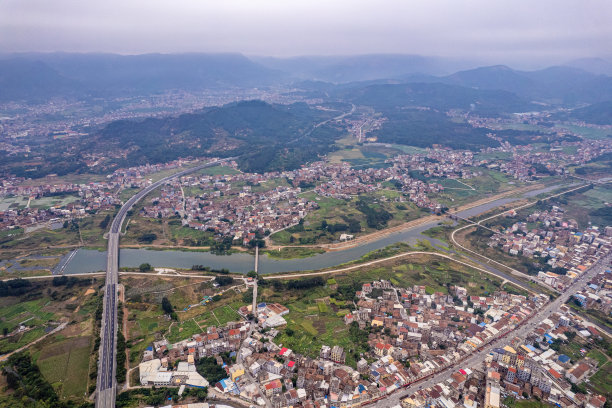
[59,183,573,275]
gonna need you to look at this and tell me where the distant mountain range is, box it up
[1,52,611,108]
[0,53,284,102]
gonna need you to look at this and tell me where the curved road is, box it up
[95,159,229,408]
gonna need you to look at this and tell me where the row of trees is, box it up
[0,278,31,297]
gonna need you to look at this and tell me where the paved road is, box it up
[449,183,589,288]
[95,159,228,408]
[0,321,67,362]
[377,253,611,407]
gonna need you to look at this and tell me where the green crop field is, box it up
[587,349,608,367]
[167,319,202,343]
[37,336,92,397]
[0,327,46,354]
[211,305,241,325]
[588,362,612,396]
[0,299,56,333]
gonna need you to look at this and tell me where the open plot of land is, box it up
[167,319,202,343]
[429,168,523,209]
[123,275,243,364]
[197,165,240,176]
[29,194,81,210]
[0,279,99,350]
[0,209,116,256]
[268,252,518,368]
[262,247,326,259]
[549,184,612,228]
[271,190,424,245]
[559,124,611,140]
[36,335,92,398]
[0,195,29,211]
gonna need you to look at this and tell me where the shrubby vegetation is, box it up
[1,352,93,408]
[195,356,227,384]
[0,278,31,297]
[214,275,234,286]
[356,199,392,229]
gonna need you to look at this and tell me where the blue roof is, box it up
[589,284,599,290]
[526,344,536,352]
[229,351,237,357]
[558,354,570,363]
[479,322,487,327]
[258,302,267,308]
[358,384,366,393]
[574,294,586,300]
[146,346,153,351]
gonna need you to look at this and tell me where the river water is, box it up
[60,183,573,275]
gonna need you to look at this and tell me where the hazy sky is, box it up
[2,0,611,65]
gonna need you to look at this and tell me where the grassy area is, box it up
[558,124,611,140]
[261,247,326,259]
[119,188,140,202]
[0,209,116,255]
[29,194,81,210]
[587,349,609,366]
[211,305,241,325]
[167,319,202,344]
[167,222,215,246]
[123,275,243,363]
[36,336,92,398]
[273,287,359,366]
[270,191,423,245]
[18,257,59,268]
[504,396,553,408]
[0,298,56,335]
[0,326,46,354]
[198,165,240,176]
[548,184,612,228]
[429,168,522,209]
[559,340,587,363]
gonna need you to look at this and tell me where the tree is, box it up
[215,276,234,286]
[139,263,152,272]
[247,271,258,278]
[161,297,173,315]
[138,233,157,243]
[99,214,111,229]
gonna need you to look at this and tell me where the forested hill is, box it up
[552,101,612,126]
[96,100,348,173]
[335,82,538,115]
[1,101,348,177]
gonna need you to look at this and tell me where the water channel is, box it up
[60,183,574,275]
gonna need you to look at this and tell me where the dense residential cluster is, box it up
[135,237,612,408]
[138,279,548,408]
[398,301,608,408]
[478,139,612,181]
[487,204,612,290]
[2,135,611,242]
[0,159,196,232]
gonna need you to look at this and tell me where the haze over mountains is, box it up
[1,52,612,107]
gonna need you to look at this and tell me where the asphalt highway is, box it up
[95,159,227,408]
